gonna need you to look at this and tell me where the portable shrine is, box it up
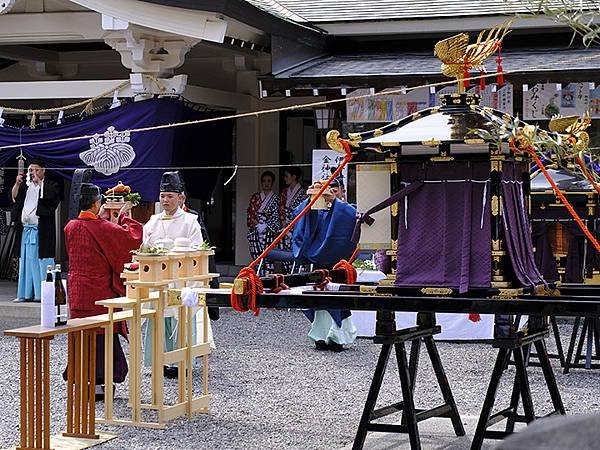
[322,23,567,448]
[531,167,599,283]
[347,91,545,298]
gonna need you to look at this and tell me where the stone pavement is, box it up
[0,280,41,320]
[1,279,598,450]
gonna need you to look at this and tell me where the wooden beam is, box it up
[0,79,130,100]
[0,12,105,44]
[0,45,59,63]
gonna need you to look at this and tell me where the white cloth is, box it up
[142,207,202,248]
[351,311,495,340]
[181,287,197,307]
[21,183,40,225]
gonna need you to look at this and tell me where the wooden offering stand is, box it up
[4,318,117,450]
[103,199,132,224]
[307,181,333,210]
[96,249,218,428]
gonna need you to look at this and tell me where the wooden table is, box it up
[4,317,109,450]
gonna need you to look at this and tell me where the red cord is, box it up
[333,259,357,285]
[270,274,289,294]
[313,269,331,290]
[230,267,263,316]
[348,245,360,264]
[512,140,600,254]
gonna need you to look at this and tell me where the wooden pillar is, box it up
[17,336,53,450]
[64,329,99,439]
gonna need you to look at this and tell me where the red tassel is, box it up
[496,44,504,86]
[468,313,481,323]
[463,66,470,88]
[479,70,486,91]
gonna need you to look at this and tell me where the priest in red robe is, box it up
[63,183,143,401]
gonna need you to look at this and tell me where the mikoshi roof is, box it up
[531,168,595,192]
[347,93,510,149]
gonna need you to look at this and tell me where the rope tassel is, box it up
[496,43,504,86]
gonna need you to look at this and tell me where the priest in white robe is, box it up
[142,171,212,379]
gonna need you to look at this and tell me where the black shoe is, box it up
[328,342,345,352]
[164,366,178,379]
[95,385,105,402]
[208,306,220,321]
[315,340,329,351]
[94,384,115,402]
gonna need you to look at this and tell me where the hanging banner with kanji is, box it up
[523,82,590,120]
[312,149,348,189]
[346,87,432,123]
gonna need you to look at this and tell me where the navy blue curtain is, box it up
[0,98,232,202]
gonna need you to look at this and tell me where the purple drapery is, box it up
[0,98,213,201]
[531,222,560,282]
[395,162,491,292]
[501,162,546,288]
[530,207,599,283]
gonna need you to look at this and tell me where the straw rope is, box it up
[0,52,599,151]
[0,80,130,115]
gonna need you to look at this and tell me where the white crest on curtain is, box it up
[79,126,135,175]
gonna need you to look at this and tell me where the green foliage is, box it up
[132,246,169,255]
[352,259,376,270]
[199,241,213,250]
[512,0,600,47]
[124,192,141,206]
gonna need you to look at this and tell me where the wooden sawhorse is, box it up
[471,329,566,450]
[563,315,600,373]
[353,312,465,450]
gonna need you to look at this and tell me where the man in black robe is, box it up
[11,159,60,302]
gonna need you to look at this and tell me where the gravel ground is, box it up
[1,312,599,450]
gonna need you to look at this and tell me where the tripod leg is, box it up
[505,350,521,433]
[514,346,535,423]
[423,336,465,436]
[394,342,421,450]
[575,318,589,367]
[586,318,594,369]
[401,339,421,427]
[534,339,566,415]
[550,316,566,367]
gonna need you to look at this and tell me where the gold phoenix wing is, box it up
[434,20,513,84]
